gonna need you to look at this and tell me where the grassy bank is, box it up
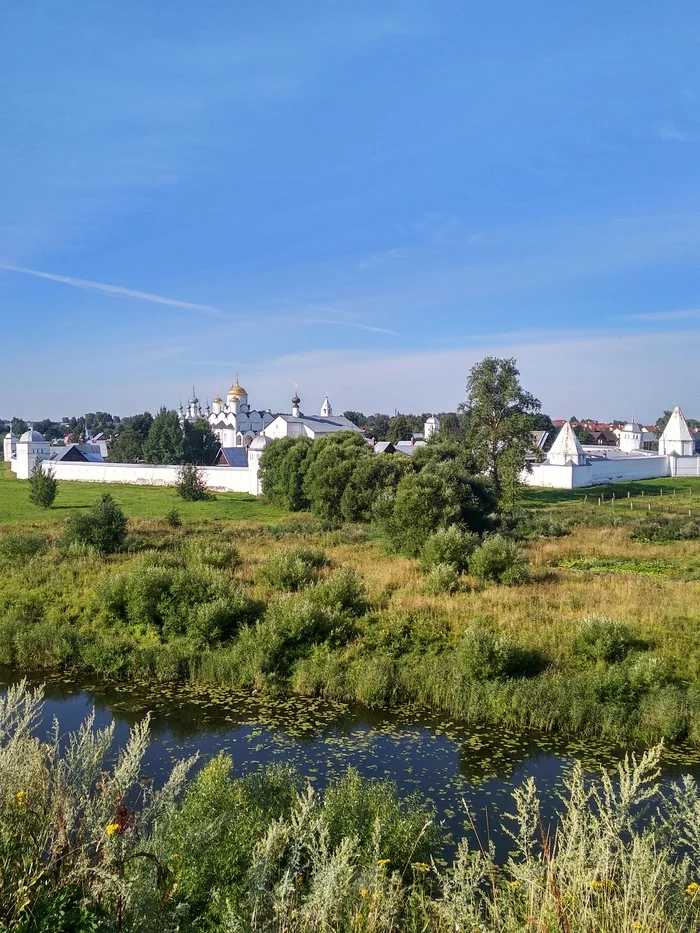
[2,681,700,932]
[0,461,285,524]
[2,467,700,745]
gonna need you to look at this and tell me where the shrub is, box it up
[469,535,528,584]
[62,494,128,554]
[0,532,47,565]
[572,616,634,664]
[185,540,240,570]
[28,457,58,508]
[420,526,479,572]
[306,567,367,616]
[164,508,182,528]
[456,623,543,679]
[256,547,328,591]
[176,463,212,501]
[424,562,460,595]
[632,516,700,542]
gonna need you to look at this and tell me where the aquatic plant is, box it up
[3,683,700,931]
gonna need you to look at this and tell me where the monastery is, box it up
[524,407,700,488]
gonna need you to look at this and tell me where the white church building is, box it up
[524,407,700,488]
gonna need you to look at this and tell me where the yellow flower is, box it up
[106,823,121,837]
[590,881,603,889]
[508,880,521,888]
[631,924,644,931]
[360,889,369,897]
[377,858,391,866]
[686,882,699,896]
[411,862,431,873]
[16,791,27,809]
[171,853,181,861]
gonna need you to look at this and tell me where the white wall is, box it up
[523,455,700,488]
[41,461,251,492]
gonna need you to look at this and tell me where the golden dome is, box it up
[228,384,246,396]
[213,395,223,404]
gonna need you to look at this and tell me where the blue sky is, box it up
[2,1,700,421]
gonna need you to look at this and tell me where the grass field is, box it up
[0,461,286,525]
[3,461,700,744]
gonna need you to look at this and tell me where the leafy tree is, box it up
[176,463,212,501]
[421,459,496,532]
[343,411,366,427]
[107,426,145,463]
[143,408,183,464]
[33,419,63,441]
[63,494,127,553]
[381,471,459,556]
[575,426,594,445]
[259,437,313,510]
[340,453,414,522]
[386,414,418,443]
[28,457,58,509]
[459,357,541,507]
[121,411,154,440]
[435,412,463,436]
[365,414,390,440]
[182,418,219,465]
[11,418,28,436]
[302,432,370,519]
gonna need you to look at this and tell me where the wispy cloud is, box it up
[357,247,408,271]
[624,308,700,321]
[655,123,691,142]
[295,317,398,335]
[0,262,224,315]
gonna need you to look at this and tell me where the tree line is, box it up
[260,357,544,553]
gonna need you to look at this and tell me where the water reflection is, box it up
[3,669,700,862]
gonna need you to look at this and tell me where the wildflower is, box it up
[360,889,369,897]
[171,853,181,861]
[508,880,521,888]
[686,882,699,897]
[631,924,645,930]
[590,881,604,889]
[16,791,27,809]
[411,862,431,872]
[106,823,121,837]
[377,858,391,866]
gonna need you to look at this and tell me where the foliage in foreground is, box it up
[2,682,700,932]
[28,458,58,510]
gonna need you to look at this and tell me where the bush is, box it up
[185,539,240,570]
[632,516,700,542]
[0,532,47,565]
[424,562,461,595]
[572,616,634,664]
[420,526,479,573]
[256,547,328,591]
[176,463,212,501]
[306,567,367,616]
[469,535,528,584]
[164,508,182,528]
[456,623,543,680]
[28,457,58,509]
[62,494,128,554]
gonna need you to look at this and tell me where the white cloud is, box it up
[0,262,224,315]
[655,123,691,142]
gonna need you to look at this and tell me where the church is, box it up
[179,377,274,447]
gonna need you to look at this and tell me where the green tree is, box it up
[258,437,313,510]
[11,417,28,436]
[386,415,417,443]
[340,452,414,522]
[381,471,459,556]
[343,411,366,427]
[143,408,183,464]
[28,457,58,509]
[303,432,370,519]
[176,463,212,501]
[107,426,145,463]
[365,414,390,440]
[182,418,219,465]
[63,494,127,553]
[655,410,673,434]
[121,411,154,439]
[459,357,541,507]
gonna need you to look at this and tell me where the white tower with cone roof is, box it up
[659,407,695,457]
[320,394,332,417]
[547,420,586,465]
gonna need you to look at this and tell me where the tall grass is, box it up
[2,682,700,931]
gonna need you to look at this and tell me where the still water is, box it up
[3,670,700,861]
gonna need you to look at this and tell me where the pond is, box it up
[3,669,700,862]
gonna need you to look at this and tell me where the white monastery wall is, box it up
[42,461,251,493]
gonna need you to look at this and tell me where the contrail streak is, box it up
[0,262,224,315]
